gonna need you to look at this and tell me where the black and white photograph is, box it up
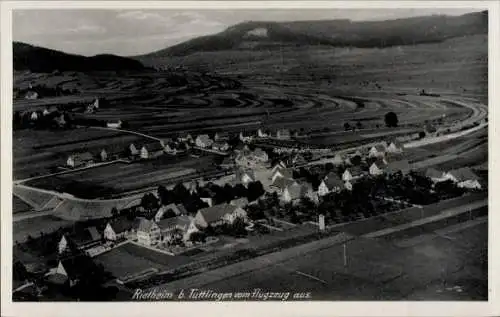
[1,1,497,314]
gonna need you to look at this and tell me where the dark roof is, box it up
[273,168,293,179]
[425,168,444,179]
[372,144,386,152]
[87,227,101,241]
[137,218,157,232]
[448,167,479,182]
[59,254,94,279]
[102,144,126,156]
[108,217,135,234]
[323,175,344,189]
[346,166,364,176]
[142,141,164,152]
[230,197,249,208]
[70,152,93,161]
[198,204,241,224]
[161,203,187,216]
[157,215,192,230]
[272,177,297,190]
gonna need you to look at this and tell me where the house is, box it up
[140,141,164,159]
[214,132,230,141]
[128,143,140,156]
[154,203,187,222]
[103,218,136,242]
[157,215,198,242]
[369,160,385,176]
[369,144,386,158]
[281,183,313,204]
[253,148,269,162]
[342,166,364,181]
[271,167,294,183]
[212,141,230,152]
[25,91,39,100]
[386,160,411,175]
[271,161,287,174]
[257,128,269,138]
[318,173,345,196]
[45,255,93,287]
[239,131,254,143]
[99,145,125,161]
[136,218,162,246]
[30,111,39,121]
[195,134,214,148]
[230,197,249,209]
[195,204,247,228]
[286,153,306,166]
[271,177,297,194]
[425,168,447,183]
[386,141,403,154]
[60,228,101,252]
[444,167,482,189]
[106,120,122,129]
[331,154,344,166]
[66,152,94,168]
[177,133,193,143]
[164,142,178,155]
[234,169,256,187]
[184,180,199,195]
[425,123,437,134]
[276,129,291,140]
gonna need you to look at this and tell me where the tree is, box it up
[157,185,170,205]
[351,155,362,166]
[384,112,398,127]
[418,131,426,139]
[247,181,265,202]
[344,122,351,131]
[111,207,119,218]
[189,231,207,243]
[325,162,334,171]
[140,193,159,212]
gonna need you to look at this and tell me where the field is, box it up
[24,153,219,198]
[95,242,192,279]
[13,128,150,180]
[13,215,75,243]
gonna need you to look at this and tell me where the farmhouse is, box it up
[195,204,247,228]
[425,168,447,183]
[330,154,344,166]
[369,160,385,176]
[276,129,291,140]
[99,144,125,161]
[230,197,249,209]
[281,183,313,204]
[444,167,482,189]
[25,91,38,100]
[69,227,102,250]
[271,167,294,183]
[30,111,39,121]
[164,142,178,155]
[318,173,345,196]
[239,130,254,143]
[154,203,188,222]
[66,152,94,168]
[271,161,287,174]
[271,177,297,194]
[387,141,403,154]
[342,166,364,181]
[136,218,162,246]
[103,218,136,242]
[257,128,269,138]
[140,141,165,159]
[195,134,214,148]
[177,133,193,143]
[234,169,256,187]
[212,141,230,152]
[157,215,198,242]
[369,145,386,158]
[128,143,140,156]
[45,255,93,287]
[107,120,122,129]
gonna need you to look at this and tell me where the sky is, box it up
[13,8,481,56]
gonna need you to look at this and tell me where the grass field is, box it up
[24,153,218,198]
[13,215,75,244]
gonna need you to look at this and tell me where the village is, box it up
[13,99,486,300]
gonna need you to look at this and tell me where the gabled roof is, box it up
[107,217,135,234]
[285,183,303,200]
[102,144,126,156]
[236,168,256,182]
[87,227,101,241]
[59,254,94,279]
[157,215,192,230]
[272,177,297,190]
[323,174,344,189]
[447,167,479,182]
[159,203,187,217]
[385,152,405,163]
[345,166,364,176]
[69,152,93,161]
[386,160,411,173]
[371,144,386,152]
[137,218,157,232]
[273,168,293,179]
[142,141,164,152]
[389,140,402,148]
[197,204,241,224]
[425,168,445,179]
[196,134,212,142]
[230,197,249,208]
[370,158,386,168]
[253,148,267,158]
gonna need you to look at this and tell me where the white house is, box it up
[195,134,214,148]
[276,129,291,140]
[235,169,256,187]
[107,120,122,129]
[318,174,345,196]
[369,145,386,158]
[342,167,363,181]
[157,215,197,242]
[239,131,253,143]
[271,167,294,183]
[67,152,94,168]
[103,219,135,242]
[369,162,384,176]
[425,168,447,183]
[30,111,39,121]
[331,154,344,166]
[281,183,312,204]
[129,143,139,156]
[136,218,161,246]
[257,128,269,138]
[140,142,165,159]
[58,235,70,255]
[195,204,247,228]
[443,167,482,189]
[386,141,403,154]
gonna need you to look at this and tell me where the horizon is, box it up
[13,8,482,56]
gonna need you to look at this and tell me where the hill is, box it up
[140,11,487,58]
[14,42,145,73]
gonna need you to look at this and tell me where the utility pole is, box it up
[343,243,347,267]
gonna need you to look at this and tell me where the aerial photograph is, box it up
[11,8,488,301]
